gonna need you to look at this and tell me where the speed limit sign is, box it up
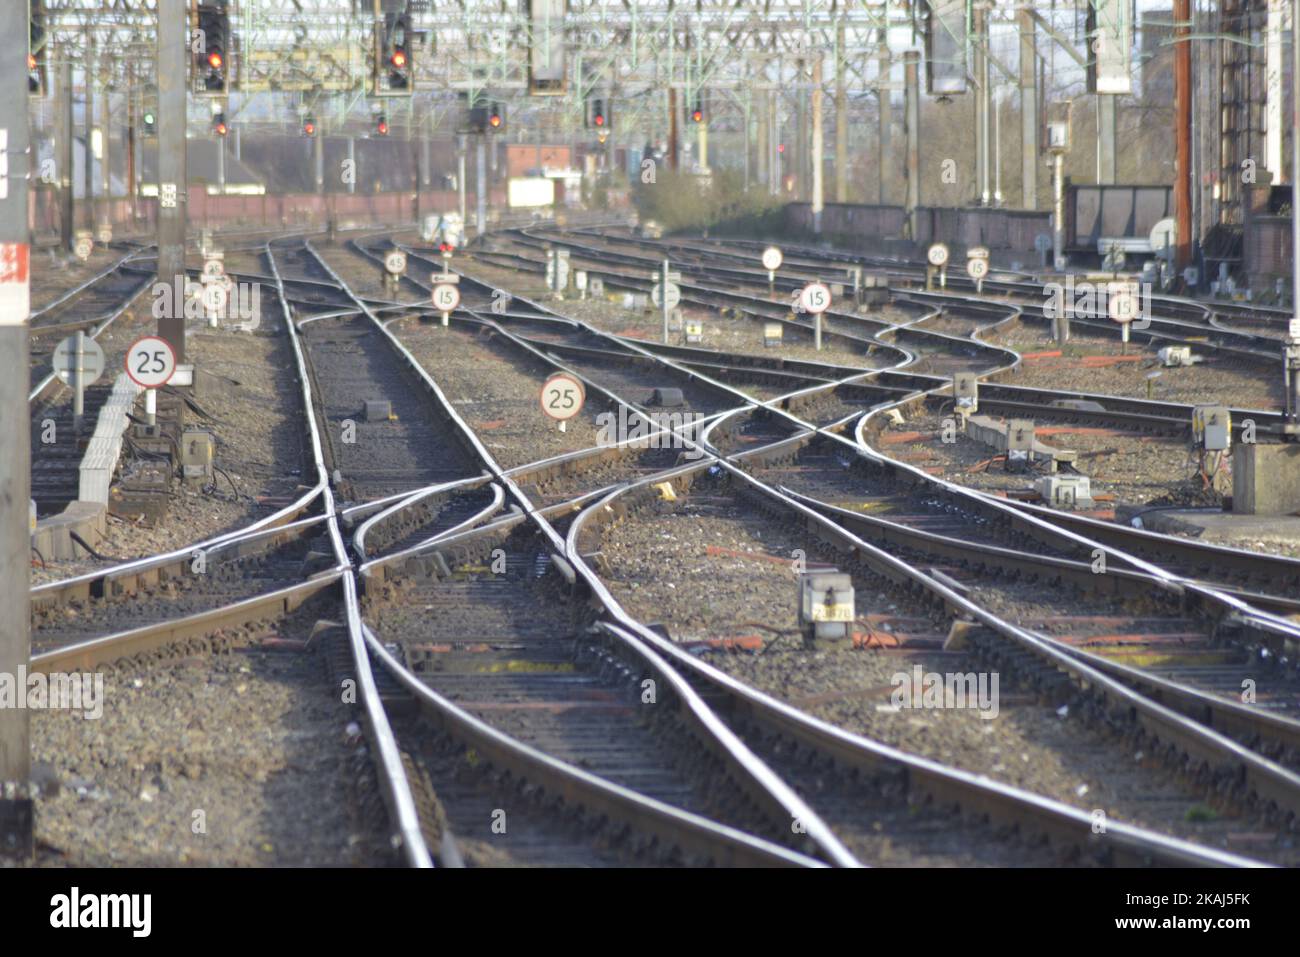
[540,372,585,427]
[385,250,407,276]
[125,336,177,389]
[927,243,950,267]
[799,282,832,315]
[432,282,460,316]
[966,257,989,281]
[761,246,783,271]
[1107,281,1141,323]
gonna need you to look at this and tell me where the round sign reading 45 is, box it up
[540,372,585,421]
[125,335,177,389]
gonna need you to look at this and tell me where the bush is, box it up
[634,167,782,234]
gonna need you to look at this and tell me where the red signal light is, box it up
[304,122,315,136]
[208,51,223,70]
[377,120,389,136]
[489,114,501,128]
[215,122,227,136]
[439,242,452,254]
[691,108,703,123]
[28,54,36,71]
[391,49,407,69]
[594,113,605,127]
[777,143,785,153]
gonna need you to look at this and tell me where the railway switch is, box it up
[365,400,393,422]
[650,388,684,408]
[763,322,784,348]
[1193,406,1231,453]
[799,571,855,646]
[181,429,215,483]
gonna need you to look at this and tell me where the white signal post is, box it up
[126,335,177,427]
[541,372,585,433]
[1107,280,1141,356]
[762,246,783,299]
[799,282,832,351]
[966,248,990,294]
[927,243,950,289]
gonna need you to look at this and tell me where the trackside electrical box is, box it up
[1193,406,1232,452]
[799,570,855,646]
[181,429,215,482]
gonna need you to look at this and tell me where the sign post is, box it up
[761,246,783,299]
[540,372,585,433]
[432,273,461,326]
[653,260,682,343]
[1107,280,1141,356]
[927,243,949,290]
[799,282,832,350]
[966,246,990,294]
[53,332,106,433]
[126,334,178,428]
[0,0,33,854]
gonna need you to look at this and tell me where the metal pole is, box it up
[812,57,824,233]
[83,34,96,231]
[126,62,137,224]
[904,51,920,240]
[217,132,226,194]
[1097,95,1117,184]
[1018,10,1039,209]
[73,330,85,432]
[476,136,487,234]
[668,87,679,172]
[314,127,324,194]
[661,258,670,344]
[157,0,188,362]
[835,19,848,203]
[457,137,467,224]
[1293,0,1300,317]
[756,84,768,187]
[764,86,774,196]
[1173,0,1193,271]
[878,48,892,205]
[59,58,74,252]
[796,58,807,200]
[99,53,110,228]
[975,5,990,205]
[0,0,33,853]
[1053,152,1065,270]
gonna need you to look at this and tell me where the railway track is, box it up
[26,225,1296,869]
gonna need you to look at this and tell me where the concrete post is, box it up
[1097,94,1117,184]
[59,58,74,252]
[83,36,96,230]
[157,0,188,362]
[904,51,920,239]
[878,48,893,205]
[835,19,848,204]
[974,5,990,204]
[1018,10,1039,209]
[812,57,824,233]
[0,0,33,853]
